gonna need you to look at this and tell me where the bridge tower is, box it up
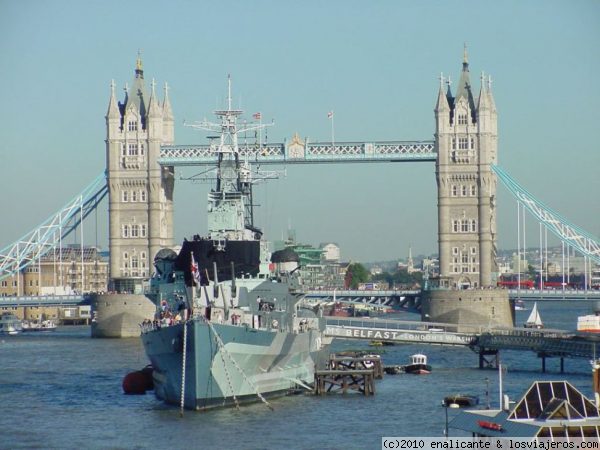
[435,46,498,288]
[105,55,175,291]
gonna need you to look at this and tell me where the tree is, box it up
[346,263,369,289]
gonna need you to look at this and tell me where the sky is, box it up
[1,0,599,263]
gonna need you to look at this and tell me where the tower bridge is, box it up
[1,49,599,329]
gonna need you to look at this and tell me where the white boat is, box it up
[404,353,432,374]
[22,319,58,332]
[514,300,526,311]
[524,302,543,329]
[0,312,23,335]
[577,303,600,333]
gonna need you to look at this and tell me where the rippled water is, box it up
[0,300,596,449]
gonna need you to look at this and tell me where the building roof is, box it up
[271,248,300,263]
[450,381,600,438]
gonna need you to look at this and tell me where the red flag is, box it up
[253,112,262,120]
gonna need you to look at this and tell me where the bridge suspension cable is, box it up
[492,165,600,265]
[0,172,108,281]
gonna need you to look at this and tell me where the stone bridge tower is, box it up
[435,47,498,289]
[423,48,512,328]
[105,55,175,291]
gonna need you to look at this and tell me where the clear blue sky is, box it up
[1,0,599,263]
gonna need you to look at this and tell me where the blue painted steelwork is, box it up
[0,173,107,280]
[493,165,600,264]
[158,140,436,166]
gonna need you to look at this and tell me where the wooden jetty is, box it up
[314,353,380,396]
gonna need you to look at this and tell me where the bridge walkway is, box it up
[324,317,599,360]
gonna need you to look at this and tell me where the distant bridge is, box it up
[324,317,599,364]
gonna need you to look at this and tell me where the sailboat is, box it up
[524,302,543,329]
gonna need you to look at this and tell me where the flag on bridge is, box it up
[253,112,262,120]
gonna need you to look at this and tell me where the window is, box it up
[12,281,17,287]
[452,185,458,196]
[461,220,469,233]
[122,225,129,238]
[128,120,137,131]
[461,185,467,196]
[458,114,468,125]
[470,137,475,149]
[131,225,139,238]
[471,185,477,196]
[452,247,459,255]
[131,257,139,269]
[459,137,469,150]
[128,143,138,156]
[122,190,128,202]
[121,143,126,157]
[1,281,7,287]
[453,220,459,233]
[141,251,146,260]
[123,252,129,260]
[452,138,456,150]
[471,219,477,232]
[140,224,147,237]
[131,191,137,202]
[140,190,146,202]
[139,144,145,156]
[470,247,477,255]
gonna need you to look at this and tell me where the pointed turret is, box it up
[454,44,476,122]
[106,79,120,119]
[162,82,175,144]
[147,78,161,119]
[435,73,450,113]
[477,71,491,112]
[125,52,149,121]
[162,82,174,120]
[487,75,497,113]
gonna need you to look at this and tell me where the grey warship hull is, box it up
[142,319,329,410]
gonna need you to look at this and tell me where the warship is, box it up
[141,78,331,410]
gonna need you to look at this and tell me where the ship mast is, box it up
[185,76,273,242]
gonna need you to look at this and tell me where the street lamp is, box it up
[442,400,460,438]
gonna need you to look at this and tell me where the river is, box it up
[0,299,596,449]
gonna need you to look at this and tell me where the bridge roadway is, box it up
[324,316,600,360]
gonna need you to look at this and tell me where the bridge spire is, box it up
[106,79,119,119]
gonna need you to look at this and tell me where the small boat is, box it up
[384,365,404,375]
[404,353,431,374]
[524,302,543,329]
[444,394,479,407]
[577,304,600,333]
[0,312,22,335]
[514,300,526,311]
[22,319,58,332]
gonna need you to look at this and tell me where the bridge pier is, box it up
[478,349,499,369]
[538,353,565,374]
